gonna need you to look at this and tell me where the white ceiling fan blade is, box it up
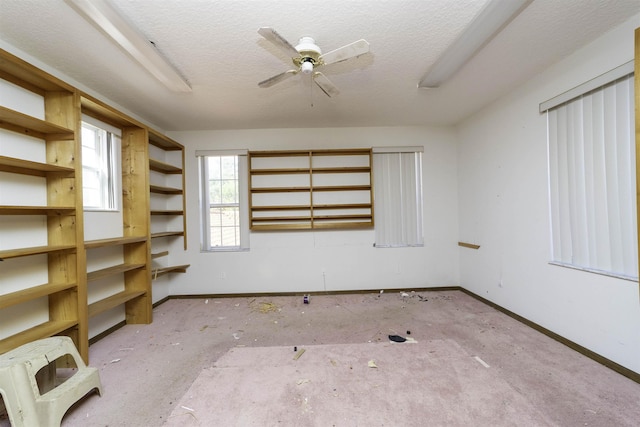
[258,69,299,88]
[258,27,300,58]
[319,39,370,65]
[313,72,340,97]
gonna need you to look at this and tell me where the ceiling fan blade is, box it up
[313,72,340,97]
[258,27,300,58]
[258,69,299,88]
[319,39,370,65]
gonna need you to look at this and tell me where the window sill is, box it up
[201,247,249,253]
[548,261,638,282]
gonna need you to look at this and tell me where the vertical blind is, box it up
[373,149,424,247]
[546,73,637,279]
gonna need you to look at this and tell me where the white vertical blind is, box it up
[547,73,636,278]
[373,150,424,247]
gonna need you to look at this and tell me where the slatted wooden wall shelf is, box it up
[248,149,374,230]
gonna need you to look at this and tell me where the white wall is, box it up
[457,14,640,373]
[167,126,459,295]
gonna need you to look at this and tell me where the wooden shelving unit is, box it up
[248,149,374,230]
[0,49,86,358]
[0,48,190,362]
[148,130,189,276]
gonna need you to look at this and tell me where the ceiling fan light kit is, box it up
[258,27,370,98]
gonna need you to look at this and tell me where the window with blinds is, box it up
[543,67,637,279]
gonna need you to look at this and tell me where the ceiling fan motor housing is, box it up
[294,36,322,72]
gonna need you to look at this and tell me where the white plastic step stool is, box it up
[0,336,102,427]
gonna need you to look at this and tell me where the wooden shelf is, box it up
[151,251,169,259]
[148,129,183,151]
[0,244,75,260]
[0,320,77,354]
[314,214,373,221]
[152,264,190,279]
[150,210,184,216]
[313,203,372,210]
[0,105,74,140]
[314,185,371,192]
[458,242,481,250]
[248,150,312,157]
[0,205,75,215]
[87,263,146,282]
[0,282,76,310]
[252,216,311,222]
[251,223,314,231]
[88,290,147,318]
[313,222,374,230]
[81,94,144,129]
[85,235,148,249]
[249,167,371,175]
[150,184,183,195]
[249,148,371,157]
[249,168,310,175]
[149,158,182,174]
[312,167,371,174]
[251,187,311,193]
[250,205,310,211]
[0,155,75,177]
[151,231,184,239]
[0,49,74,93]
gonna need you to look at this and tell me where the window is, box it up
[198,150,249,251]
[81,119,119,211]
[544,68,636,279]
[373,147,424,247]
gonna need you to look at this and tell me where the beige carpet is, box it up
[163,339,555,426]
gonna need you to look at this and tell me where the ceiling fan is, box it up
[257,27,370,97]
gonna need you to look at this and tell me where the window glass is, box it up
[81,122,118,211]
[199,153,249,251]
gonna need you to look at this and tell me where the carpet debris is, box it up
[293,348,306,360]
[389,335,407,343]
[368,360,378,368]
[253,301,278,313]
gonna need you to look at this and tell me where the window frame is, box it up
[197,150,249,252]
[80,118,120,212]
[372,147,424,248]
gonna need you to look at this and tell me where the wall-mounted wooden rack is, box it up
[248,149,374,230]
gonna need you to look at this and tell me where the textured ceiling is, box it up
[0,0,638,131]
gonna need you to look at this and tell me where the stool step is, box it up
[38,367,101,403]
[0,336,102,427]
